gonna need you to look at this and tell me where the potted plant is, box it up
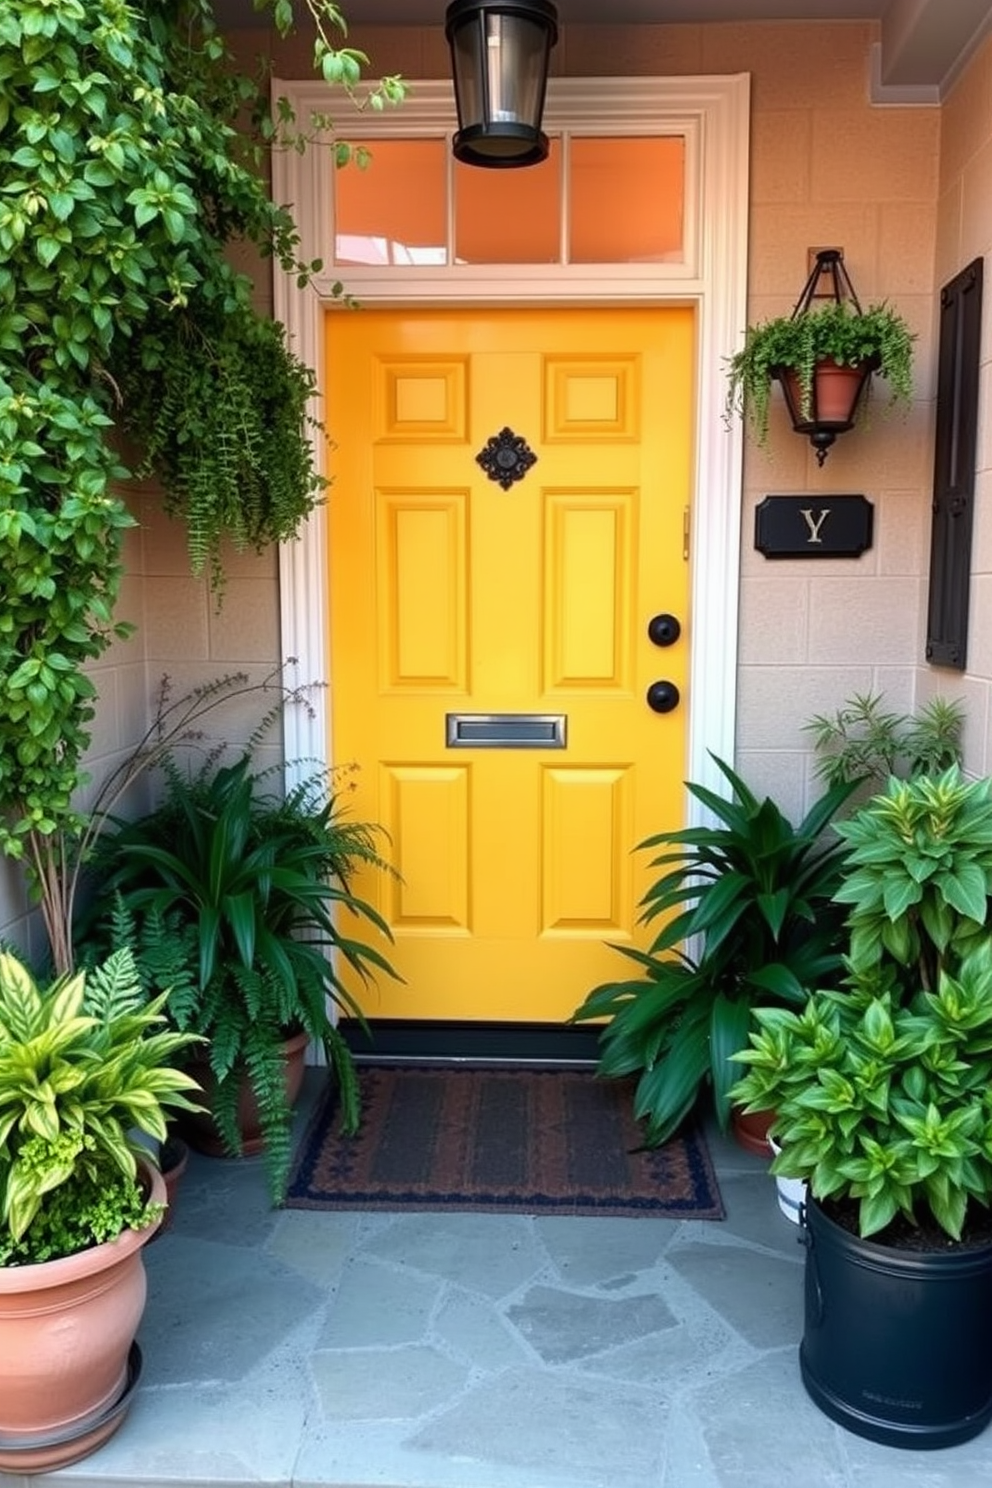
[0,946,203,1473]
[570,756,855,1147]
[731,765,992,1449]
[725,298,915,453]
[83,751,400,1204]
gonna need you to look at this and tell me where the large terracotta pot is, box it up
[0,1156,165,1474]
[181,1028,310,1157]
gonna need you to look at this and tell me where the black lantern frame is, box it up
[776,249,876,466]
[445,0,558,169]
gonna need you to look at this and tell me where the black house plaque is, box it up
[754,494,873,559]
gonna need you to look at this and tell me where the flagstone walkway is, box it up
[19,1072,992,1488]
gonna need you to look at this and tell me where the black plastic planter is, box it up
[800,1198,992,1449]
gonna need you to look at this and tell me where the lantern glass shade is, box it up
[446,0,558,168]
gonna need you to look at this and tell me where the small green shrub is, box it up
[805,692,964,791]
[732,767,992,1240]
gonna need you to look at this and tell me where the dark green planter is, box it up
[800,1198,992,1449]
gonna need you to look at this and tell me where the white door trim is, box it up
[272,74,749,819]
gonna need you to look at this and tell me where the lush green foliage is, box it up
[732,768,992,1239]
[571,757,855,1145]
[835,766,992,990]
[0,0,402,967]
[725,299,916,448]
[0,946,202,1264]
[84,751,399,1200]
[805,691,964,792]
[732,951,992,1241]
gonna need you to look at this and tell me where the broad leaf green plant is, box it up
[571,757,855,1146]
[83,751,400,1201]
[732,767,992,1240]
[731,950,992,1241]
[0,946,202,1265]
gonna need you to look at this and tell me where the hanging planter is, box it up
[725,250,916,463]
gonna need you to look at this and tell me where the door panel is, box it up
[326,307,693,1024]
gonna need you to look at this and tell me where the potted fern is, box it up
[83,751,400,1204]
[731,766,992,1449]
[0,947,202,1473]
[725,298,915,458]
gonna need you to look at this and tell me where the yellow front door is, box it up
[326,306,693,1025]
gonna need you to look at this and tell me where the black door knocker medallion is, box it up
[476,426,537,490]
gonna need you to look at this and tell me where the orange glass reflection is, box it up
[570,137,684,264]
[334,139,448,266]
[454,139,561,264]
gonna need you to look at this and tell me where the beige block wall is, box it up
[918,32,992,778]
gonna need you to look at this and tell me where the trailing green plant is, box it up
[725,299,916,449]
[0,945,203,1266]
[805,691,964,791]
[731,766,992,1240]
[570,756,856,1146]
[82,748,400,1202]
[0,1,403,971]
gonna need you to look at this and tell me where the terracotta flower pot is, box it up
[731,1103,775,1157]
[0,1157,165,1474]
[181,1029,310,1157]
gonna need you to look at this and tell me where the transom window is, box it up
[332,134,685,268]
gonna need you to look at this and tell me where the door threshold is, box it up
[340,1019,601,1067]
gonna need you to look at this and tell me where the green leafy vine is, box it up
[0,0,404,963]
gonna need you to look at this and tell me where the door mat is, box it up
[285,1063,725,1219]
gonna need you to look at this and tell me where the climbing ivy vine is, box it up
[0,0,403,968]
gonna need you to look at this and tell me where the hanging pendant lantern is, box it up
[445,0,558,169]
[776,249,876,466]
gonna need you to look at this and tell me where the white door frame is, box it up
[272,74,749,819]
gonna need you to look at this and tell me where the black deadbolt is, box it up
[647,613,681,647]
[646,680,680,714]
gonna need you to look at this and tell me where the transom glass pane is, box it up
[454,140,561,263]
[334,139,448,267]
[330,134,685,267]
[569,136,684,264]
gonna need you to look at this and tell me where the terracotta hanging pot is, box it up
[0,1157,165,1475]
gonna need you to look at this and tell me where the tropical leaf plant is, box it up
[82,752,400,1202]
[571,756,856,1146]
[732,767,992,1240]
[0,947,203,1265]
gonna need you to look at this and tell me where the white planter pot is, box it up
[768,1136,806,1225]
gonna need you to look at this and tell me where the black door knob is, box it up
[646,680,680,714]
[648,613,681,647]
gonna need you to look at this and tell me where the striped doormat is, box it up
[285,1063,724,1219]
